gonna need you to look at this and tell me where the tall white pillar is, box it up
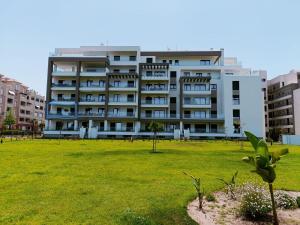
[74,120,78,130]
[89,120,93,129]
[45,120,49,130]
[104,120,108,131]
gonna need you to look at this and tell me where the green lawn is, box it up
[0,139,299,225]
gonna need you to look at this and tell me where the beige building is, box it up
[0,74,45,131]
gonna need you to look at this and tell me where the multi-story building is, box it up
[0,74,45,130]
[267,70,300,137]
[44,46,265,139]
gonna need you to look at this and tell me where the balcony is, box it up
[141,100,168,108]
[183,100,211,109]
[108,112,137,118]
[141,73,169,80]
[232,98,240,105]
[141,113,179,119]
[78,112,105,118]
[50,97,76,106]
[80,68,107,77]
[183,87,211,95]
[52,71,77,77]
[51,83,76,91]
[183,114,224,121]
[47,112,75,119]
[141,86,169,94]
[79,84,106,92]
[109,84,138,91]
[189,128,225,135]
[79,98,106,106]
[108,99,137,106]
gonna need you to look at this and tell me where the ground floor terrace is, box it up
[44,119,228,139]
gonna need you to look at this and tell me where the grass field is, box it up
[0,139,299,225]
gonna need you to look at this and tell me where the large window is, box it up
[200,60,210,66]
[114,56,120,61]
[232,81,240,90]
[129,56,136,61]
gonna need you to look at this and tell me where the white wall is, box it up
[223,75,265,138]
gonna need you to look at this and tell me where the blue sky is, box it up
[0,0,299,94]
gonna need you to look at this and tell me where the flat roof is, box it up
[141,51,222,57]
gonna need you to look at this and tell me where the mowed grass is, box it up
[0,139,299,225]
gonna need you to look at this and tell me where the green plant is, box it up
[296,196,300,208]
[206,193,216,202]
[147,122,163,153]
[218,171,238,200]
[183,172,204,211]
[239,182,272,219]
[243,131,289,225]
[274,191,297,209]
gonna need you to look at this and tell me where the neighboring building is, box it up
[0,74,45,131]
[267,70,300,137]
[44,46,265,139]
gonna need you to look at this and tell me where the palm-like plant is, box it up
[183,172,204,211]
[147,122,163,153]
[243,131,288,225]
[218,171,238,199]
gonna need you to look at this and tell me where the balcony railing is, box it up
[80,98,105,102]
[78,112,105,117]
[141,87,168,91]
[109,84,136,88]
[184,100,210,105]
[190,129,224,133]
[52,97,76,102]
[109,99,136,103]
[108,112,136,117]
[233,98,240,105]
[80,84,105,88]
[142,73,168,79]
[52,83,76,87]
[184,87,210,91]
[141,100,168,105]
[108,127,135,132]
[48,112,75,116]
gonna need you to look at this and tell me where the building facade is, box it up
[44,46,265,139]
[0,74,45,131]
[267,70,300,137]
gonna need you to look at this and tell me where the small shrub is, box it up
[119,208,154,225]
[274,191,297,209]
[206,193,216,202]
[296,197,300,208]
[239,183,272,219]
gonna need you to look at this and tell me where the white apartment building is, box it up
[267,70,300,138]
[44,46,265,139]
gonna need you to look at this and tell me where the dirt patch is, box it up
[187,191,300,225]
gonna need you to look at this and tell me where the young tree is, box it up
[4,109,16,141]
[243,131,288,225]
[183,172,204,211]
[31,119,38,138]
[147,122,163,153]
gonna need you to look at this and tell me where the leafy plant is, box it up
[218,171,238,200]
[147,122,163,153]
[239,182,272,219]
[274,191,297,209]
[243,131,288,225]
[296,196,300,208]
[206,193,216,202]
[183,172,204,211]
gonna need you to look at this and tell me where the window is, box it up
[170,84,176,90]
[127,94,134,102]
[210,84,217,90]
[175,60,179,65]
[129,69,136,73]
[146,71,153,76]
[233,109,240,118]
[195,84,206,91]
[113,69,120,73]
[162,60,167,63]
[169,60,173,64]
[211,97,217,104]
[262,78,266,82]
[170,97,176,104]
[99,94,105,102]
[127,80,134,87]
[129,56,136,61]
[146,58,153,63]
[114,56,120,61]
[114,80,120,87]
[282,82,285,87]
[211,110,217,118]
[170,71,177,78]
[113,94,120,102]
[195,73,202,77]
[184,84,191,91]
[183,72,190,77]
[170,110,176,118]
[232,81,239,90]
[200,60,210,66]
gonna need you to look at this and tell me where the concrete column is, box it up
[180,121,183,133]
[45,120,49,130]
[89,120,93,129]
[74,120,78,130]
[135,121,140,133]
[104,120,108,131]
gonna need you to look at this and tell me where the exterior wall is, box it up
[293,88,300,135]
[45,46,265,139]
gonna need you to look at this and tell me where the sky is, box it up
[0,0,299,95]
